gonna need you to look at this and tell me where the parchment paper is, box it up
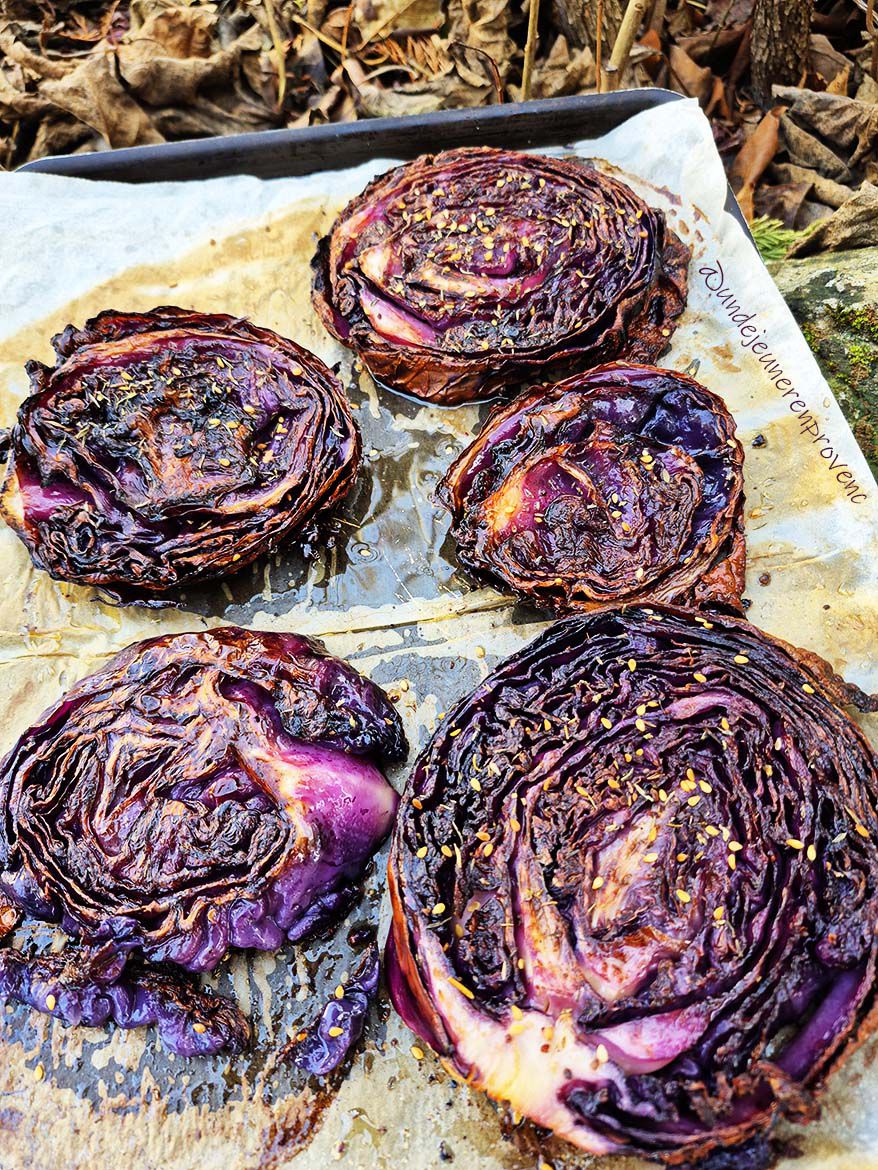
[1,98,877,1170]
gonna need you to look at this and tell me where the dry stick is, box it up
[648,0,667,33]
[869,0,878,81]
[522,0,542,101]
[262,0,287,113]
[605,0,649,91]
[596,0,605,92]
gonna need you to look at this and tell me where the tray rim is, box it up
[19,89,680,179]
[18,88,754,244]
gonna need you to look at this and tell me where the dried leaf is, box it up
[774,86,878,172]
[778,109,853,184]
[753,180,812,229]
[40,51,164,148]
[446,0,516,81]
[729,109,780,221]
[509,34,594,101]
[786,182,878,256]
[668,44,714,105]
[809,33,851,85]
[350,0,445,45]
[770,162,854,209]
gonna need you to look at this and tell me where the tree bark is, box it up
[751,0,813,106]
[551,0,624,53]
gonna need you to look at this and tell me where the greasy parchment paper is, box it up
[1,98,878,1170]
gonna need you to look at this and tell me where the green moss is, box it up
[847,341,875,376]
[800,321,821,353]
[783,297,878,472]
[827,303,878,344]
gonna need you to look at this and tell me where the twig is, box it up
[450,41,504,104]
[289,12,346,56]
[262,0,287,113]
[596,0,604,92]
[606,0,650,91]
[648,0,667,33]
[340,2,354,61]
[868,0,878,81]
[521,0,541,101]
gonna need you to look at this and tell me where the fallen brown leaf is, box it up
[668,43,714,104]
[729,108,780,221]
[786,181,878,255]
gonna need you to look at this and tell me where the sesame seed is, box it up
[635,718,647,732]
[592,876,604,890]
[803,683,815,694]
[727,854,736,870]
[46,994,56,1011]
[676,889,691,904]
[411,1045,425,1060]
[511,1004,523,1020]
[601,717,612,729]
[328,1026,344,1038]
[627,659,636,671]
[508,1022,527,1036]
[432,903,446,916]
[595,1043,609,1064]
[807,844,817,861]
[699,781,713,793]
[734,655,749,665]
[448,977,475,1000]
[193,1023,207,1034]
[412,798,423,810]
[335,985,345,999]
[644,852,659,864]
[441,845,453,858]
[33,1063,44,1082]
[786,838,805,850]
[693,672,707,683]
[470,778,481,792]
[728,841,743,852]
[855,823,870,839]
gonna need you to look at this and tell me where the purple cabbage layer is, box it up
[0,626,405,1056]
[312,147,690,405]
[387,606,878,1166]
[0,307,361,597]
[438,362,746,615]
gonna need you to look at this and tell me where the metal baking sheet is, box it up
[2,92,878,1170]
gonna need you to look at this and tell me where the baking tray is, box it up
[4,89,877,1170]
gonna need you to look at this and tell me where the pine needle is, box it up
[749,216,818,262]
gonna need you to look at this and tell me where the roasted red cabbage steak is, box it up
[312,147,689,404]
[0,627,404,1057]
[438,363,745,614]
[0,308,360,597]
[387,607,878,1166]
